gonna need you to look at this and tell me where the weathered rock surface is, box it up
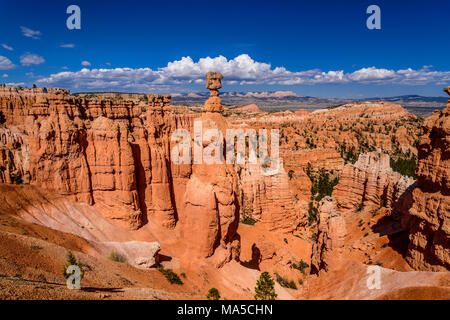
[181,72,240,268]
[333,151,415,213]
[405,92,450,271]
[311,196,346,273]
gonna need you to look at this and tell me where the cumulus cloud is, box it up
[81,60,91,66]
[2,44,13,51]
[2,74,8,78]
[20,26,42,39]
[36,54,450,91]
[20,53,45,66]
[0,56,15,70]
[60,44,75,48]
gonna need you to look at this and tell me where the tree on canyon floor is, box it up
[254,272,277,300]
[206,288,221,300]
[62,251,84,280]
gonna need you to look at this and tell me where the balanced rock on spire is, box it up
[203,71,224,113]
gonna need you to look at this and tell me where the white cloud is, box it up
[20,26,42,39]
[60,44,75,48]
[20,53,45,66]
[6,82,25,86]
[36,54,450,91]
[2,74,8,78]
[2,44,13,51]
[81,60,91,66]
[0,56,15,70]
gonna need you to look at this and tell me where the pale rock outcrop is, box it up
[237,161,303,233]
[333,151,415,213]
[103,241,161,269]
[311,196,346,273]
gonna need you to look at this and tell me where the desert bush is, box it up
[240,216,258,225]
[254,272,277,300]
[62,251,84,280]
[291,260,309,275]
[109,251,128,263]
[158,266,183,285]
[274,273,297,290]
[206,287,220,300]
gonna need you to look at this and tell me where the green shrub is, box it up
[308,168,339,202]
[240,216,258,225]
[274,273,297,290]
[308,202,318,225]
[291,260,309,275]
[288,170,295,180]
[206,287,220,300]
[62,251,84,280]
[109,251,128,263]
[254,272,277,300]
[357,202,364,212]
[158,266,183,285]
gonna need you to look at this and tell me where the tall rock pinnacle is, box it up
[203,71,224,113]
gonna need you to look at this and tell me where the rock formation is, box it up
[181,72,240,268]
[310,196,346,273]
[404,87,450,271]
[333,151,415,213]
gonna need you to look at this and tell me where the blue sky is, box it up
[0,0,449,98]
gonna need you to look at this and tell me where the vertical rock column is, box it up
[405,86,450,271]
[181,72,240,268]
[145,94,177,228]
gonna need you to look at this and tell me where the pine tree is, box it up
[206,288,220,300]
[62,251,84,280]
[254,272,277,300]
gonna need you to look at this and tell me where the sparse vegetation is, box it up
[254,272,277,300]
[357,202,364,212]
[308,202,318,225]
[240,216,258,225]
[291,260,309,275]
[288,169,295,180]
[274,273,297,290]
[390,156,416,178]
[308,168,339,202]
[206,287,220,300]
[109,251,128,263]
[158,266,183,285]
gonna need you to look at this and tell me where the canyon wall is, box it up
[333,151,415,213]
[405,90,450,271]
